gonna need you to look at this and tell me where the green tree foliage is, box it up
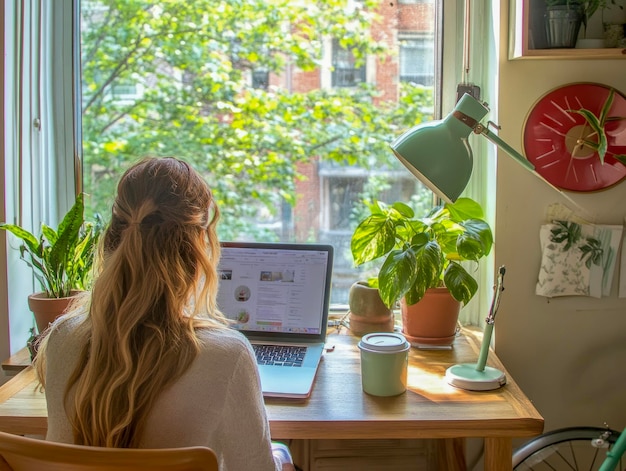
[81,0,434,240]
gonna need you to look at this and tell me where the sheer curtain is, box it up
[3,0,42,354]
[2,0,78,354]
[450,0,499,328]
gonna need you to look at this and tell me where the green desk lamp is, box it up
[390,92,531,390]
[391,92,536,204]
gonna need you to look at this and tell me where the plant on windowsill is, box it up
[0,193,102,335]
[568,87,626,164]
[346,280,395,337]
[350,197,493,347]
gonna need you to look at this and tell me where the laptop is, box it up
[216,241,334,399]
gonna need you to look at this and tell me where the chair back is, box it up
[0,430,218,471]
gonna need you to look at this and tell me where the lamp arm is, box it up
[475,121,586,211]
[474,123,535,171]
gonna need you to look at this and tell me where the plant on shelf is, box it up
[350,197,493,308]
[563,0,624,39]
[544,0,585,48]
[579,0,602,38]
[568,87,626,164]
[0,193,103,333]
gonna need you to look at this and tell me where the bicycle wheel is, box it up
[513,426,622,470]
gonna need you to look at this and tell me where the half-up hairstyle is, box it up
[52,157,227,447]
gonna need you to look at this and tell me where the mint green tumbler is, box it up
[358,332,410,396]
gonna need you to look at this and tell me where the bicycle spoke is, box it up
[587,447,599,471]
[554,447,577,470]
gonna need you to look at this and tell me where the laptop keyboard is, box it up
[253,345,306,367]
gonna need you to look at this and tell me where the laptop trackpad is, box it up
[259,365,318,398]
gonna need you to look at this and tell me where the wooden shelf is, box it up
[509,0,626,59]
[513,47,626,59]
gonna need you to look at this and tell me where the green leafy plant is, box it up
[350,197,493,308]
[568,88,626,164]
[0,193,102,298]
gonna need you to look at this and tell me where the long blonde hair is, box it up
[36,157,227,447]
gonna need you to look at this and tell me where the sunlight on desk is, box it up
[406,359,508,402]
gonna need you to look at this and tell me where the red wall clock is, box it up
[522,83,626,192]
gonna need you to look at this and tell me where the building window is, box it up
[399,33,435,86]
[327,177,365,231]
[251,69,269,90]
[331,39,366,88]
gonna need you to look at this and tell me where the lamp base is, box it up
[445,363,507,391]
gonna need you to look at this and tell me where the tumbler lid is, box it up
[358,332,410,353]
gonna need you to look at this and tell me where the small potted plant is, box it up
[347,280,395,336]
[574,0,623,47]
[350,197,493,346]
[544,0,584,48]
[0,193,102,334]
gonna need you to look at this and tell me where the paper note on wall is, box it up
[536,220,623,298]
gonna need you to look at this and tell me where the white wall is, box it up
[496,0,626,439]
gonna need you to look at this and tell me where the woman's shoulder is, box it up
[194,327,257,365]
[195,326,251,351]
[47,312,87,342]
[41,312,89,366]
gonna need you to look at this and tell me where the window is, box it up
[78,0,440,306]
[399,33,435,86]
[109,82,143,104]
[331,39,367,88]
[251,70,270,90]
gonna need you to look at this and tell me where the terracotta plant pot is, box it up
[348,281,395,336]
[401,287,461,347]
[27,292,80,334]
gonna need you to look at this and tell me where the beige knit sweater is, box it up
[43,315,282,471]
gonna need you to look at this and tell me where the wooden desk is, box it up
[0,329,543,471]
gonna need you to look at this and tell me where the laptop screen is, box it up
[216,242,333,341]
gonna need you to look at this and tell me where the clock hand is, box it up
[565,123,590,181]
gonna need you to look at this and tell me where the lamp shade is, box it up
[390,94,490,203]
